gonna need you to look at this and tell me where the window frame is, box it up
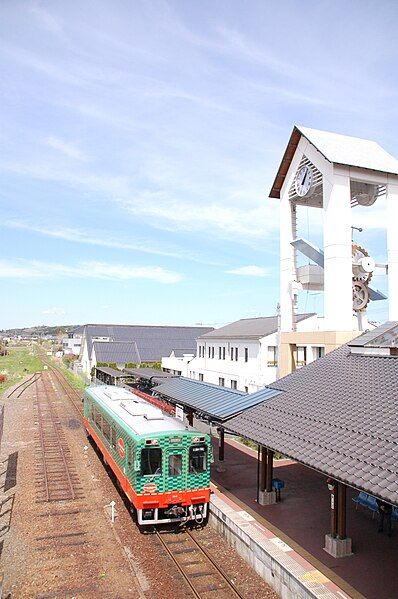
[140,447,163,477]
[189,444,208,474]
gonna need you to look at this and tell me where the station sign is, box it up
[175,404,184,421]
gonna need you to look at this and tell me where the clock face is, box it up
[294,165,313,197]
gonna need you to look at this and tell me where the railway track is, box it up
[34,372,83,502]
[43,362,84,417]
[7,371,42,398]
[156,528,245,599]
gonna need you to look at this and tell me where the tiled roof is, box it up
[199,313,315,340]
[153,377,281,422]
[93,341,140,364]
[225,337,398,505]
[348,321,398,348]
[83,324,213,361]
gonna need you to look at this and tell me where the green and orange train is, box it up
[83,384,212,527]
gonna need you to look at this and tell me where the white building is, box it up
[62,326,84,356]
[162,313,322,393]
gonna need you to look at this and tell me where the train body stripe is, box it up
[84,418,210,509]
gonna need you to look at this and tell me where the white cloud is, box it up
[45,136,86,160]
[118,194,280,242]
[0,259,182,284]
[1,219,223,265]
[29,5,63,35]
[226,265,270,277]
[42,307,66,315]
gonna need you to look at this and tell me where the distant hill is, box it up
[0,325,81,337]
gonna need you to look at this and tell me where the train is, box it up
[83,384,212,527]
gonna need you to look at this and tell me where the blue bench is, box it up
[352,491,378,517]
[272,478,285,502]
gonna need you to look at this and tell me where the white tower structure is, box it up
[269,126,398,334]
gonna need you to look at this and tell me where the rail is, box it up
[43,362,84,417]
[155,528,245,599]
[34,373,80,502]
[7,372,42,398]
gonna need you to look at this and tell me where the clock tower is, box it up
[269,126,398,371]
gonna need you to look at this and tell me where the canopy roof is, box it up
[226,323,398,505]
[153,377,281,422]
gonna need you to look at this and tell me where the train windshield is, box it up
[141,448,162,476]
[189,444,207,474]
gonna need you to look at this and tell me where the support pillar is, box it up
[187,410,194,427]
[258,448,276,506]
[279,192,296,333]
[323,173,353,331]
[216,428,226,472]
[259,446,267,493]
[386,179,398,320]
[324,480,353,558]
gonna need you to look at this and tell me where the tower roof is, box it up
[269,125,398,199]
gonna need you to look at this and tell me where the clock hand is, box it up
[302,171,307,186]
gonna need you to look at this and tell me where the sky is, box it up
[1,0,398,329]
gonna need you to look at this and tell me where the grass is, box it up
[0,346,44,394]
[58,363,87,394]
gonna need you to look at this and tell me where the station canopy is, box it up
[225,325,398,506]
[123,367,179,386]
[96,366,130,379]
[152,377,281,423]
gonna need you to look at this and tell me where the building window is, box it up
[267,346,278,367]
[198,346,201,358]
[230,347,234,361]
[244,348,248,362]
[231,380,237,390]
[199,373,204,381]
[211,347,215,359]
[222,347,226,360]
[219,347,222,360]
[245,386,248,393]
[296,346,307,368]
[313,346,325,359]
[235,347,238,361]
[208,346,211,358]
[219,377,225,387]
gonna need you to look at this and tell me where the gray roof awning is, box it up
[153,377,281,422]
[95,366,132,378]
[225,328,398,506]
[123,367,179,382]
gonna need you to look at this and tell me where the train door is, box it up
[167,448,185,491]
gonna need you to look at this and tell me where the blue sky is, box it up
[1,0,397,329]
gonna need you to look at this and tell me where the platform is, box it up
[210,438,398,599]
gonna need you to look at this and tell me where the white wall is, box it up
[161,315,325,392]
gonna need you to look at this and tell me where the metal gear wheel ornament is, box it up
[352,281,370,312]
[352,243,374,312]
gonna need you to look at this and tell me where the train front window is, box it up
[189,445,207,474]
[141,448,162,476]
[168,454,182,476]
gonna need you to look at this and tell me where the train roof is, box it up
[86,385,190,437]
